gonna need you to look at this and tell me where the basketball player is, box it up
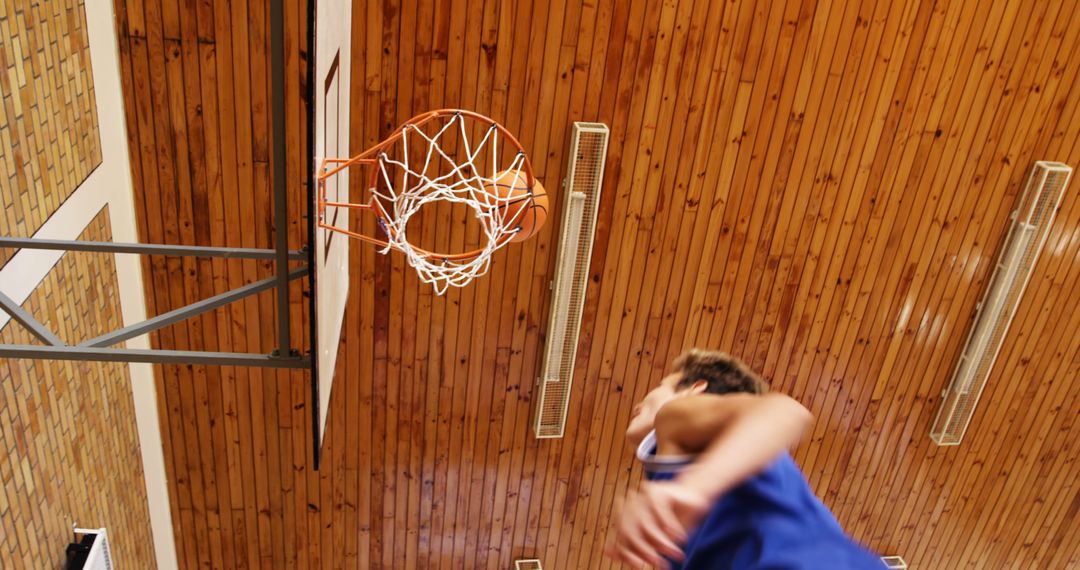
[605,349,882,569]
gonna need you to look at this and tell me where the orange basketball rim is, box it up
[315,109,549,286]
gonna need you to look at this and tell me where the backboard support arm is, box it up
[0,238,310,368]
[0,0,303,369]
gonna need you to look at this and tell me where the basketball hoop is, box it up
[316,109,548,294]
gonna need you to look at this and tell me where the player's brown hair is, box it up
[673,349,768,395]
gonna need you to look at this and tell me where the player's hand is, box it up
[604,481,711,569]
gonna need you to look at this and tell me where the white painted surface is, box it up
[0,2,178,568]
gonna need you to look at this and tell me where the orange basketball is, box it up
[484,169,549,242]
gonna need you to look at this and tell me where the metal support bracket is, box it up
[0,247,309,367]
[0,345,308,368]
[0,290,65,346]
[0,237,307,260]
[0,0,303,370]
[78,267,308,349]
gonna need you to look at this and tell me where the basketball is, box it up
[484,169,549,242]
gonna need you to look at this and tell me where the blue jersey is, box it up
[636,431,882,570]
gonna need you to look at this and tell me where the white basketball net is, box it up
[370,113,532,294]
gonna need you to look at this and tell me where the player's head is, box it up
[625,349,767,447]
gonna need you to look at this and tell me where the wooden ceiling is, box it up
[112,0,1080,568]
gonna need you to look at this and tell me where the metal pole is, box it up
[0,344,310,368]
[0,291,65,346]
[270,0,292,357]
[305,0,320,471]
[0,237,306,260]
[79,266,308,348]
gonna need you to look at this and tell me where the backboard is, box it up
[308,0,351,468]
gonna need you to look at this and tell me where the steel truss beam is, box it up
[1,0,320,467]
[79,267,308,348]
[0,237,306,260]
[0,262,308,367]
[0,345,309,368]
[0,0,303,370]
[0,291,64,346]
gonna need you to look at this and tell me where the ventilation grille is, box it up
[73,528,114,570]
[880,556,908,569]
[515,559,543,570]
[931,161,1071,445]
[534,123,610,438]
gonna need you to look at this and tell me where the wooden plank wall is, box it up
[112,0,1080,568]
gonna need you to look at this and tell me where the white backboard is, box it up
[310,0,351,466]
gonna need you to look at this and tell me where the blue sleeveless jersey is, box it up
[636,431,882,570]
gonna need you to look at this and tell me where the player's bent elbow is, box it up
[763,394,813,434]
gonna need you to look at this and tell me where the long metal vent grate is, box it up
[534,123,610,438]
[930,161,1071,445]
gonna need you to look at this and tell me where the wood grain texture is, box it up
[112,0,1080,567]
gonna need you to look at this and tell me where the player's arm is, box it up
[655,393,813,502]
[604,394,813,568]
